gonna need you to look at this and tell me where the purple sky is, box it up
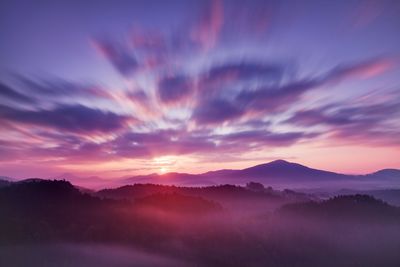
[0,0,400,179]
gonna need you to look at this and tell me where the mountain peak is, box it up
[238,159,344,181]
[372,169,400,177]
[247,159,304,170]
[268,159,292,165]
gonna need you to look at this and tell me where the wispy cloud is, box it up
[1,0,399,176]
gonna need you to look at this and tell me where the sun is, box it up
[153,156,177,174]
[159,167,168,174]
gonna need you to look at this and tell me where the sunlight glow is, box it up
[159,167,168,174]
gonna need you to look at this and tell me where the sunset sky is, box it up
[0,0,399,179]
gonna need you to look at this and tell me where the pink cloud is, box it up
[191,0,224,51]
[326,58,395,82]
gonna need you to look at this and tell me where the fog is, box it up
[0,244,187,267]
[1,180,400,266]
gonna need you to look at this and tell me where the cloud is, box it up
[285,97,400,145]
[150,53,292,114]
[324,58,394,81]
[0,82,36,105]
[287,101,400,128]
[110,129,216,158]
[190,60,295,125]
[0,104,133,134]
[0,76,116,111]
[15,76,114,100]
[192,98,244,125]
[217,130,311,147]
[2,0,399,177]
[157,75,194,104]
[200,61,285,90]
[191,0,224,50]
[222,0,273,38]
[192,78,321,126]
[1,56,388,164]
[91,38,138,77]
[192,57,394,126]
[126,90,149,103]
[237,79,320,111]
[285,109,352,126]
[107,126,313,159]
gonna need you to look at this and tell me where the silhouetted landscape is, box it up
[117,159,400,190]
[1,166,400,266]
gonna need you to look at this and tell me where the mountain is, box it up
[0,179,11,188]
[3,160,399,189]
[121,160,400,189]
[202,160,346,182]
[97,182,315,214]
[280,194,400,221]
[335,189,400,206]
[122,172,216,186]
[54,173,113,189]
[369,169,400,180]
[2,179,400,267]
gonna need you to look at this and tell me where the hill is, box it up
[121,160,400,189]
[280,194,400,221]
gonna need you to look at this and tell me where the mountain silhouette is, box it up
[370,169,400,179]
[1,179,400,267]
[121,159,400,188]
[213,159,346,181]
[280,194,400,221]
[0,179,11,188]
[97,183,314,213]
[2,160,399,189]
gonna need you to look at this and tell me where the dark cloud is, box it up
[190,59,324,126]
[158,75,194,104]
[0,76,115,112]
[0,82,36,104]
[160,61,288,118]
[192,78,321,125]
[236,79,320,111]
[287,101,400,127]
[285,109,352,126]
[286,98,400,145]
[217,130,309,147]
[92,38,138,77]
[192,57,393,126]
[0,104,133,133]
[35,131,85,146]
[202,61,285,87]
[235,119,271,129]
[192,98,244,125]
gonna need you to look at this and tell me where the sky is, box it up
[0,0,400,180]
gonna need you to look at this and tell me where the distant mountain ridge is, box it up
[2,160,400,189]
[204,160,346,181]
[121,160,400,189]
